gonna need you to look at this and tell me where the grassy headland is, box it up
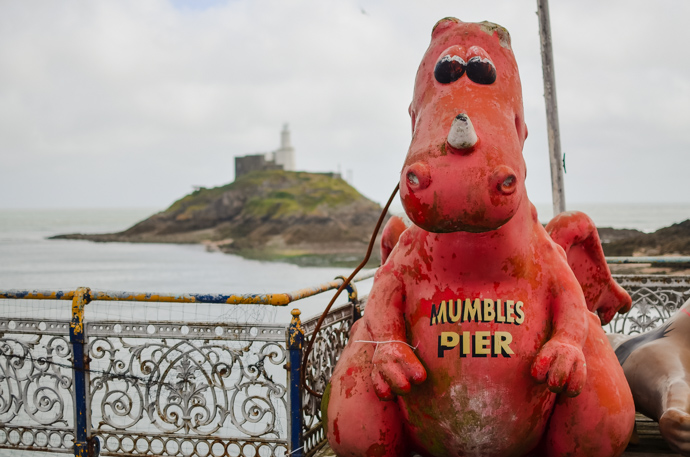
[53,170,388,267]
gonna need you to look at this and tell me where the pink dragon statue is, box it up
[322,18,635,457]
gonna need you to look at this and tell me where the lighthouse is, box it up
[272,124,295,171]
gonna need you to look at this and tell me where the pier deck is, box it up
[312,414,680,457]
[624,414,680,456]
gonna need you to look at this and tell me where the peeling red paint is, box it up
[365,443,387,457]
[333,417,340,444]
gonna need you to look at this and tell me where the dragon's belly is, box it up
[400,282,556,456]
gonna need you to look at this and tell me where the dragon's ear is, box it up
[479,21,512,50]
[432,17,461,38]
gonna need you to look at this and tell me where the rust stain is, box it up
[288,309,303,348]
[70,287,91,335]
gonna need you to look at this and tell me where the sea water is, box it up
[0,208,367,324]
[533,202,690,233]
[1,204,689,324]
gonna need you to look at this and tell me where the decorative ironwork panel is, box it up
[606,275,690,335]
[0,425,74,454]
[97,431,287,457]
[0,319,71,336]
[0,318,75,453]
[301,303,358,457]
[86,321,288,342]
[86,321,289,457]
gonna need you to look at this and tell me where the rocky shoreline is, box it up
[598,221,690,275]
[53,219,690,271]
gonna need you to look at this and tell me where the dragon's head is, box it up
[401,19,528,233]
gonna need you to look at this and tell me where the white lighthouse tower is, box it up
[272,124,295,171]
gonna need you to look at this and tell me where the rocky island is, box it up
[53,170,389,266]
[52,167,690,270]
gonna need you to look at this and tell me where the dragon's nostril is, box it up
[499,175,517,195]
[491,166,518,197]
[404,162,431,190]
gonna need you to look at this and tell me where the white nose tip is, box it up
[447,113,478,151]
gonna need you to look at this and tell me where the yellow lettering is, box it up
[441,332,459,347]
[438,331,459,357]
[483,299,495,322]
[514,301,525,325]
[506,300,515,324]
[463,298,481,322]
[462,331,471,356]
[438,330,516,358]
[474,331,491,356]
[449,299,462,323]
[496,299,505,323]
[431,301,447,325]
[494,331,514,357]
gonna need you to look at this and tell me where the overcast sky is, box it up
[1,0,689,214]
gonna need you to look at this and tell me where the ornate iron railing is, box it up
[0,317,291,456]
[0,324,74,453]
[604,275,690,334]
[2,271,690,457]
[0,273,374,457]
[301,301,361,457]
[88,322,290,456]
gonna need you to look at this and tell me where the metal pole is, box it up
[537,0,566,216]
[335,275,362,321]
[70,287,93,457]
[287,309,304,457]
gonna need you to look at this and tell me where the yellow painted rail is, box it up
[0,270,376,306]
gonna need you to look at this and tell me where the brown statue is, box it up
[547,211,690,455]
[608,301,690,456]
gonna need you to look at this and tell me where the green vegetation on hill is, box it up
[53,170,388,267]
[165,185,230,214]
[165,170,365,221]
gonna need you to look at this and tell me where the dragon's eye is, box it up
[434,55,466,84]
[466,56,496,85]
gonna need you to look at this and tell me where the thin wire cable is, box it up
[300,183,399,398]
[353,339,418,356]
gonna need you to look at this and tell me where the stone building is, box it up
[235,124,296,179]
